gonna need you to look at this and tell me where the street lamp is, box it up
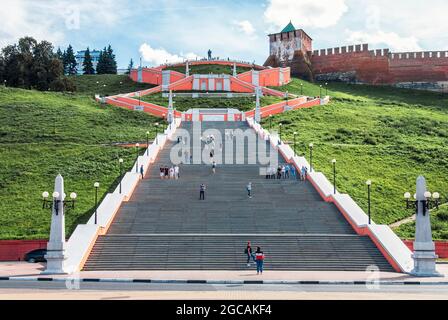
[331,159,336,194]
[94,182,99,224]
[138,91,141,106]
[404,191,440,216]
[300,83,303,96]
[293,132,298,157]
[146,131,150,155]
[309,143,314,172]
[119,158,123,194]
[320,85,323,98]
[366,180,372,224]
[41,191,77,215]
[135,143,140,173]
[325,82,328,96]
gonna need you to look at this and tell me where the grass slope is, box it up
[0,80,164,239]
[265,79,448,239]
[142,93,283,112]
[69,74,155,97]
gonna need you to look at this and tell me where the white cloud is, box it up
[346,30,422,52]
[139,43,202,66]
[264,0,348,29]
[233,20,256,37]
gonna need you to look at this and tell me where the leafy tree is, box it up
[63,44,77,75]
[82,47,95,74]
[126,58,134,75]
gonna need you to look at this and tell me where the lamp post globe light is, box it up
[325,82,328,96]
[331,159,336,194]
[135,143,140,173]
[300,83,303,96]
[366,180,372,224]
[309,143,314,172]
[94,182,100,225]
[119,158,124,194]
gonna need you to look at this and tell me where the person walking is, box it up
[140,165,144,179]
[245,241,256,267]
[159,166,164,179]
[247,182,252,199]
[301,166,306,181]
[174,165,180,179]
[164,166,169,179]
[169,166,174,179]
[199,183,206,200]
[285,164,290,179]
[277,166,282,180]
[255,247,265,275]
[291,165,296,180]
[281,165,286,179]
[212,161,216,174]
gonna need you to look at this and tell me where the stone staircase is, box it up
[83,121,394,272]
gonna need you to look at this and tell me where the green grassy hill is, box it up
[0,78,163,239]
[69,74,154,97]
[142,93,283,112]
[265,79,448,239]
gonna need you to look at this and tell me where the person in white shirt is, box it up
[174,165,180,179]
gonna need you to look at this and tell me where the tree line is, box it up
[0,36,118,92]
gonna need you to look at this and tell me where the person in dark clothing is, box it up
[164,166,169,179]
[245,241,256,266]
[140,165,144,179]
[199,183,206,200]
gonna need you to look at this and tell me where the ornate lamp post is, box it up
[135,143,140,173]
[366,180,372,224]
[319,85,323,98]
[293,132,298,157]
[331,159,336,194]
[325,82,328,96]
[119,158,124,194]
[404,176,442,277]
[41,174,77,274]
[309,143,314,172]
[300,83,303,96]
[94,182,99,225]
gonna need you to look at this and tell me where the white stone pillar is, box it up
[254,87,261,123]
[233,62,237,77]
[43,174,67,274]
[168,90,174,123]
[186,61,190,77]
[411,176,442,277]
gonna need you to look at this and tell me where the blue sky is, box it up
[1,0,448,68]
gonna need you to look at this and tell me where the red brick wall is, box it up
[0,240,47,261]
[403,240,448,259]
[311,44,448,85]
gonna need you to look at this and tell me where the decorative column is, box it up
[185,61,190,77]
[411,176,442,277]
[233,62,237,77]
[254,87,261,123]
[43,174,67,274]
[168,90,174,123]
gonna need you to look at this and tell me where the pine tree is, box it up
[56,47,64,61]
[105,45,117,74]
[126,58,134,74]
[64,44,77,75]
[82,47,95,74]
[96,47,107,74]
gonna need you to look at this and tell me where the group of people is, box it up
[245,241,265,275]
[265,164,308,181]
[159,165,180,179]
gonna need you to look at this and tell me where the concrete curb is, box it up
[1,277,448,286]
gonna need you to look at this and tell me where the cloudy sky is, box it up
[1,0,447,68]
